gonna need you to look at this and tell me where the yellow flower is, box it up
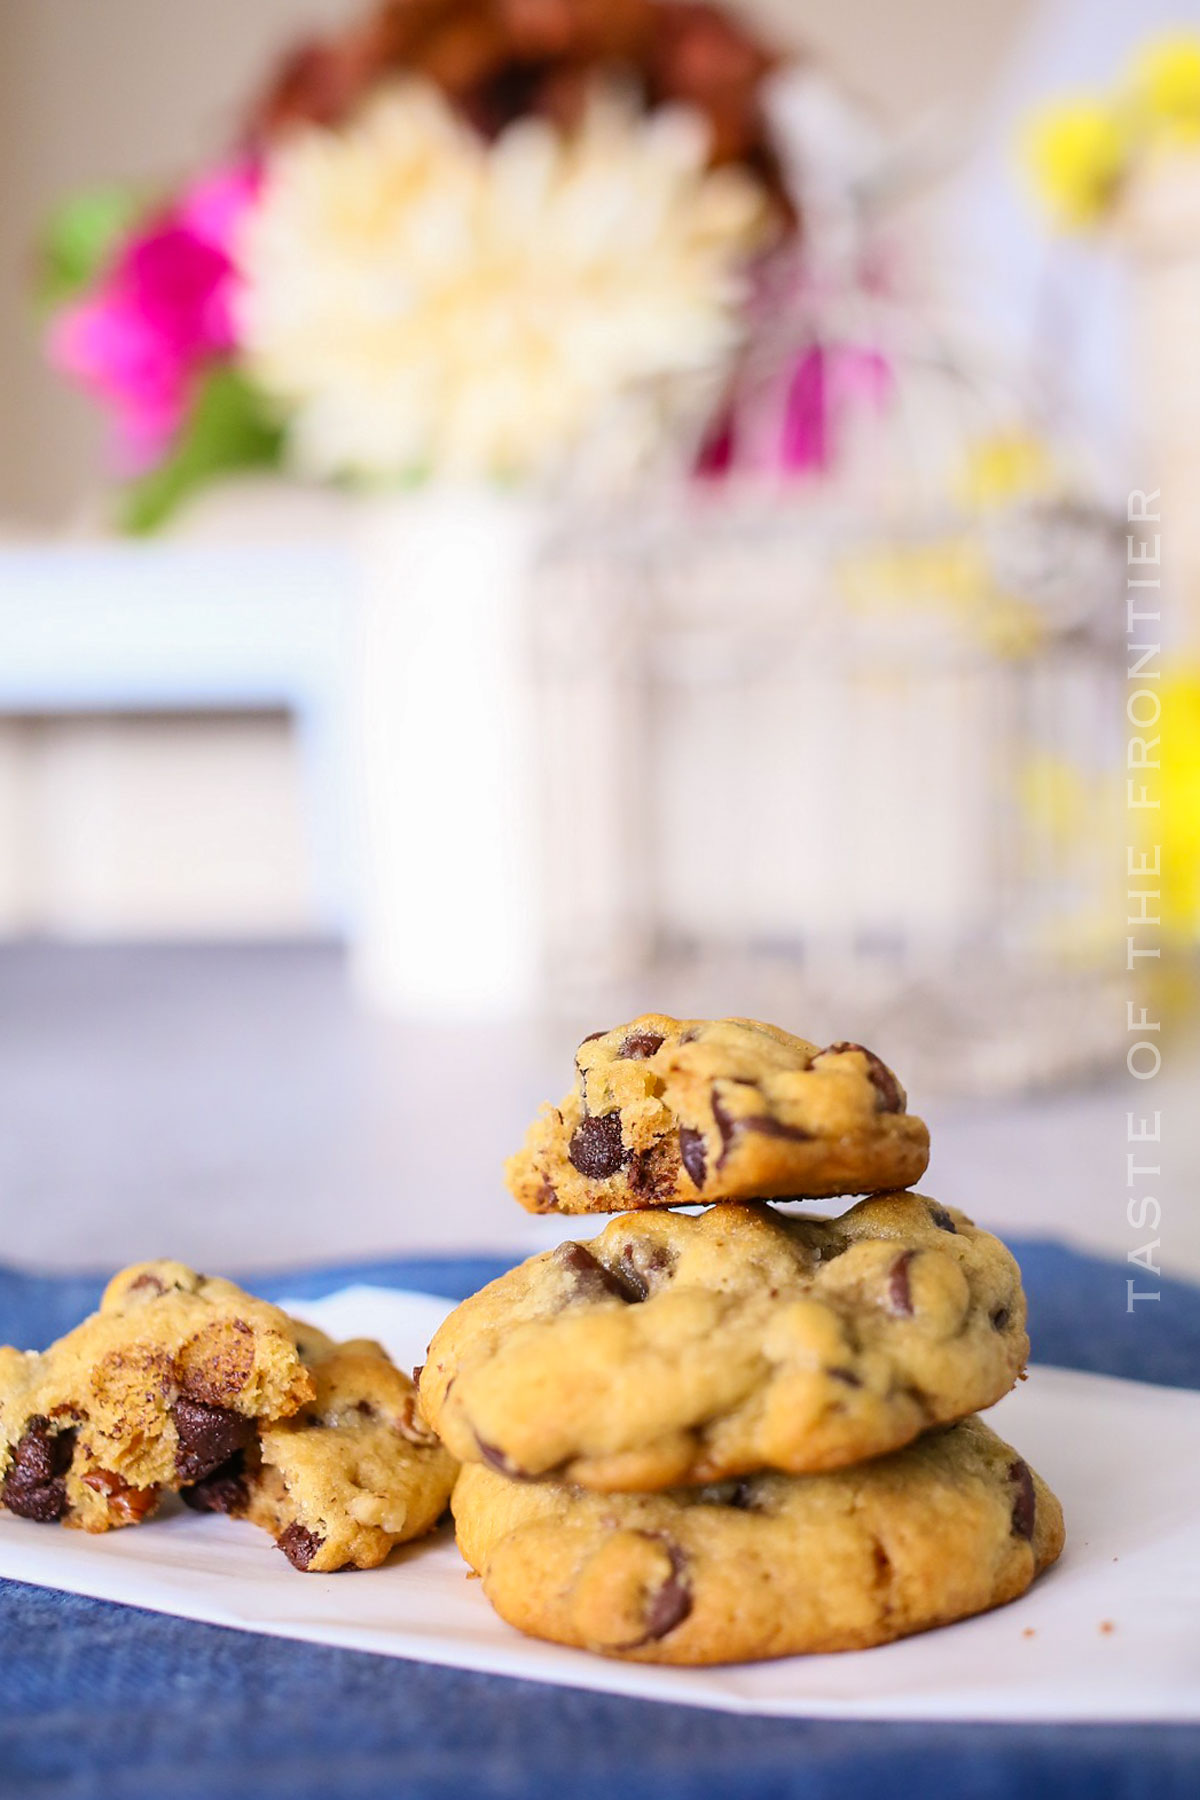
[236,81,769,483]
[1130,33,1200,145]
[958,431,1056,509]
[1160,666,1200,940]
[1024,101,1127,228]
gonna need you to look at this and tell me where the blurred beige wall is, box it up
[0,0,1030,529]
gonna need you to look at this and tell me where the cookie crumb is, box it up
[1099,1620,1116,1635]
[1022,1627,1036,1638]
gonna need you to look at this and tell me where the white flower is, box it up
[235,82,769,482]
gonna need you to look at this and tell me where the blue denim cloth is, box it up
[2,1240,1198,1800]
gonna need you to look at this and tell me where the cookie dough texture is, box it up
[185,1323,456,1571]
[453,1416,1064,1663]
[0,1261,312,1532]
[506,1016,930,1215]
[420,1194,1028,1490]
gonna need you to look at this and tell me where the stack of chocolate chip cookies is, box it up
[420,1016,1064,1664]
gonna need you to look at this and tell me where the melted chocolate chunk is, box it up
[127,1272,167,1297]
[678,1126,707,1190]
[819,1042,905,1113]
[278,1522,324,1570]
[990,1306,1011,1332]
[181,1452,250,1516]
[1,1417,75,1523]
[613,1240,674,1302]
[173,1397,255,1484]
[630,1536,692,1645]
[568,1113,626,1180]
[743,1114,815,1144]
[532,1177,559,1212]
[711,1092,737,1165]
[555,1241,637,1303]
[619,1031,664,1060]
[887,1251,915,1317]
[711,1090,812,1167]
[928,1203,957,1234]
[1009,1459,1036,1540]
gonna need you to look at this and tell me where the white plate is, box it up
[1,1284,1197,1723]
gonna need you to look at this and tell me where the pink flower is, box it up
[779,344,892,475]
[698,342,893,480]
[47,163,257,474]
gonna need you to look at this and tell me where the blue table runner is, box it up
[2,1238,1198,1800]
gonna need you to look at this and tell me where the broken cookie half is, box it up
[184,1325,456,1571]
[506,1015,930,1215]
[0,1260,313,1531]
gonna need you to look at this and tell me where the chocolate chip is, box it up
[278,1522,324,1570]
[568,1113,626,1180]
[573,1032,607,1086]
[743,1115,815,1143]
[829,1366,863,1387]
[630,1536,692,1644]
[181,1452,250,1516]
[678,1126,706,1189]
[127,1272,167,1297]
[411,1364,424,1387]
[887,1251,915,1316]
[1,1418,75,1523]
[532,1177,559,1212]
[619,1031,664,1060]
[711,1091,737,1165]
[990,1306,1010,1332]
[616,1240,675,1302]
[1009,1459,1036,1540]
[555,1241,639,1303]
[711,1090,811,1167]
[819,1043,905,1113]
[476,1437,530,1479]
[928,1204,957,1234]
[172,1397,255,1484]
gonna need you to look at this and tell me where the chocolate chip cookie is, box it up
[453,1415,1064,1663]
[506,1017,929,1214]
[420,1194,1027,1489]
[0,1261,313,1532]
[185,1324,456,1571]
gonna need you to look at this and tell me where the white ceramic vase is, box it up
[349,486,545,1018]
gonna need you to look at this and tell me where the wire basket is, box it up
[527,490,1128,1094]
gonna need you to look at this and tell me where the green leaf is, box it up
[118,366,284,535]
[38,188,143,310]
